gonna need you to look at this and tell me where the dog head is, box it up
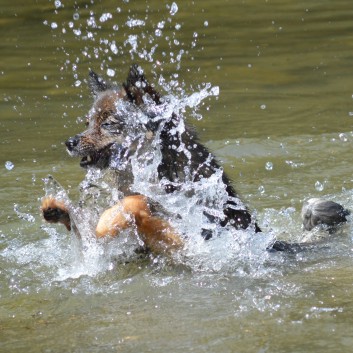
[65,65,162,169]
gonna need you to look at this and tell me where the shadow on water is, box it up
[2,1,353,352]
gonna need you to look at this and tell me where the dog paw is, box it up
[41,197,71,231]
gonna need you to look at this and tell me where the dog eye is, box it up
[101,122,112,128]
[101,120,119,129]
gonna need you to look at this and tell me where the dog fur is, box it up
[41,64,261,254]
[41,64,349,255]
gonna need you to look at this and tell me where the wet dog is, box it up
[41,64,261,254]
[41,64,349,255]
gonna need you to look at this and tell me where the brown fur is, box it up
[41,197,71,231]
[96,195,183,253]
[42,64,259,255]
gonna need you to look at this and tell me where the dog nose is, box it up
[65,136,79,151]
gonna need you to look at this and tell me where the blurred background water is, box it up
[2,1,353,352]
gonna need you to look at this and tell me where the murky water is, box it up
[2,1,353,352]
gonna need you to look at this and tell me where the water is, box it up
[2,1,353,352]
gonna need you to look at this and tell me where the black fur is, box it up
[66,64,349,252]
[66,64,260,236]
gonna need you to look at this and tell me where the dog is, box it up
[41,64,349,255]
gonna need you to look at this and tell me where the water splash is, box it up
[31,1,294,279]
[33,73,273,277]
[14,204,35,223]
[43,1,210,90]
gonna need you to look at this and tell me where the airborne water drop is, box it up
[169,2,178,16]
[5,161,14,170]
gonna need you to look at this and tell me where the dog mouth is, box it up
[80,154,96,168]
[66,134,133,169]
[78,144,115,169]
[78,143,128,169]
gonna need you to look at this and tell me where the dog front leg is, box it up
[96,195,183,254]
[41,196,72,231]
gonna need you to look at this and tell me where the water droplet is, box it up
[315,181,324,191]
[110,43,118,54]
[169,2,178,16]
[54,0,62,8]
[157,21,165,29]
[155,29,162,37]
[107,68,115,77]
[265,161,273,171]
[125,35,138,51]
[260,104,266,110]
[100,13,112,23]
[74,80,81,87]
[5,161,14,170]
[126,19,145,27]
[210,86,219,96]
[339,133,348,142]
[204,21,209,27]
[258,185,265,194]
[73,13,80,21]
[51,22,58,29]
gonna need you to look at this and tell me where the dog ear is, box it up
[88,70,112,96]
[123,64,161,105]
